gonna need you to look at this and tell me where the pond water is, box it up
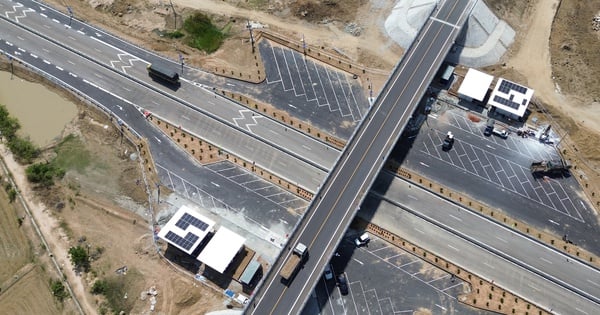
[0,71,77,146]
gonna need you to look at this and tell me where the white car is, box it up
[354,232,370,247]
[324,264,333,280]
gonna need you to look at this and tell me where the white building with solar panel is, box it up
[157,205,215,255]
[488,78,534,120]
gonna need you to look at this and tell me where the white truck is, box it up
[280,243,308,283]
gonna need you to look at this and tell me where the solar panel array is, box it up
[498,80,527,94]
[493,95,520,110]
[165,231,200,251]
[175,213,210,231]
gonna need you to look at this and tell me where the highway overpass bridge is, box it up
[248,0,476,313]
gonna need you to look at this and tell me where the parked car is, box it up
[324,264,333,280]
[354,232,370,247]
[492,127,509,139]
[337,274,349,295]
[442,131,455,151]
[484,118,495,136]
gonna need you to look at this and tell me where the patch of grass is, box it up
[183,13,228,53]
[53,134,91,173]
[95,268,142,314]
[164,30,184,39]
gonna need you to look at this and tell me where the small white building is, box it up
[457,68,494,103]
[488,78,534,119]
[157,205,215,255]
[198,227,246,273]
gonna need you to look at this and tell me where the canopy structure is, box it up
[198,227,246,273]
[157,205,215,255]
[457,68,494,102]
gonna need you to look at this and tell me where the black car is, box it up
[484,118,495,136]
[337,274,349,295]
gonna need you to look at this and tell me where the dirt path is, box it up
[173,0,401,68]
[506,0,600,133]
[0,147,97,315]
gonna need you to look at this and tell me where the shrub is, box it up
[25,162,65,187]
[91,279,109,295]
[50,279,69,301]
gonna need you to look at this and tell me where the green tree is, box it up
[68,246,90,272]
[7,137,39,163]
[91,279,109,295]
[50,279,68,301]
[26,162,65,187]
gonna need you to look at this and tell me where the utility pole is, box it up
[168,0,177,29]
[179,53,184,74]
[247,21,255,53]
[8,55,14,79]
[301,34,307,55]
[67,6,73,26]
[156,183,161,204]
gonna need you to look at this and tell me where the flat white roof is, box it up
[198,227,245,273]
[488,78,534,117]
[457,68,494,102]
[157,205,215,255]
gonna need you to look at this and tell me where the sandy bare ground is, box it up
[506,0,600,133]
[0,146,98,314]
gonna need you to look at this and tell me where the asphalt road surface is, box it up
[249,1,475,313]
[360,171,600,314]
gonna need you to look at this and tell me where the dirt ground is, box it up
[3,0,600,314]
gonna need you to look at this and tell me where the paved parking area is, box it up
[416,110,583,223]
[259,40,369,140]
[303,232,487,315]
[205,160,308,212]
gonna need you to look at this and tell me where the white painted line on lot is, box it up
[407,194,418,200]
[414,227,425,234]
[540,257,553,265]
[16,36,24,41]
[55,66,63,71]
[153,136,161,143]
[448,214,462,222]
[67,60,75,65]
[419,162,430,168]
[528,283,540,291]
[483,262,495,269]
[68,36,76,41]
[43,59,51,64]
[40,13,47,18]
[447,244,459,252]
[435,304,446,311]
[77,30,85,35]
[548,219,560,226]
[226,83,235,87]
[575,307,589,314]
[211,182,220,187]
[52,18,60,23]
[586,279,600,288]
[485,144,495,150]
[353,258,363,265]
[301,145,311,151]
[181,115,190,121]
[288,103,297,109]
[43,24,51,29]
